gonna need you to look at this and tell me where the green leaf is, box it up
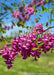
[10,9,13,13]
[14,6,18,10]
[11,3,14,6]
[2,3,4,5]
[38,50,42,52]
[47,9,52,12]
[42,6,46,11]
[38,41,44,48]
[0,27,2,32]
[0,26,6,33]
[41,6,52,14]
[19,30,22,33]
[26,26,29,29]
[39,15,42,17]
[17,21,25,27]
[38,17,40,20]
[22,25,25,28]
[32,48,38,50]
[50,19,54,22]
[12,21,15,26]
[41,11,44,14]
[36,36,40,40]
[2,29,6,33]
[35,19,39,22]
[20,21,25,26]
[11,3,16,7]
[36,42,39,45]
[46,22,48,27]
[17,22,20,27]
[45,0,49,3]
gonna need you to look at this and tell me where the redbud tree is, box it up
[0,0,54,69]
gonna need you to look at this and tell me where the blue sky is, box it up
[0,0,54,37]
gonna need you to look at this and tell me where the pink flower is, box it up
[13,11,20,19]
[33,23,44,34]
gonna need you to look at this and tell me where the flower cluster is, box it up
[0,44,19,69]
[13,7,34,22]
[13,0,51,25]
[28,0,51,7]
[33,23,44,34]
[0,23,54,69]
[0,45,13,69]
[42,33,54,53]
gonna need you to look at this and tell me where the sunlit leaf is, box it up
[38,41,44,48]
[32,48,38,50]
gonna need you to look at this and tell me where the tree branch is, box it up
[44,26,54,32]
